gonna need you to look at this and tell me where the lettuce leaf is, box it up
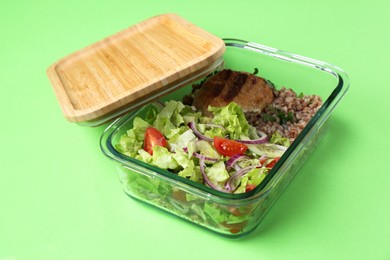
[270,131,291,147]
[178,160,202,183]
[151,146,179,170]
[168,129,197,152]
[208,102,249,140]
[196,140,221,160]
[234,168,268,194]
[206,161,229,183]
[203,203,251,226]
[153,100,185,138]
[115,117,150,157]
[204,161,229,190]
[247,143,286,158]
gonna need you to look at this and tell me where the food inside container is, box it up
[113,68,323,195]
[46,14,349,237]
[100,39,349,236]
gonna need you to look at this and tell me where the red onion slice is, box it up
[199,158,227,192]
[225,154,249,170]
[258,154,267,166]
[203,123,226,130]
[236,131,268,144]
[187,121,213,142]
[225,165,260,192]
[193,152,219,162]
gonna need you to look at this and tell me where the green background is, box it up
[1,0,389,259]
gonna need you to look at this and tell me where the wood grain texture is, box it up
[47,13,225,123]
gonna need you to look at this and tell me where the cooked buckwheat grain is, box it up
[245,87,322,143]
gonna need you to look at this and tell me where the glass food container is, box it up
[100,38,349,237]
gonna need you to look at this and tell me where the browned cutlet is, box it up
[191,69,274,116]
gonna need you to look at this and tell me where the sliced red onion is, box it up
[187,121,213,142]
[226,154,249,170]
[199,158,226,192]
[225,165,260,192]
[258,154,267,166]
[236,131,268,144]
[193,152,219,162]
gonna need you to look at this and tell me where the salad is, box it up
[115,100,290,194]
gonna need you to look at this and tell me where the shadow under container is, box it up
[100,39,349,237]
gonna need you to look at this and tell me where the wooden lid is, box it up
[47,13,225,124]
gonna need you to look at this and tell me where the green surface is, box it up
[1,0,389,259]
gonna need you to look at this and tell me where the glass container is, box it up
[100,39,349,237]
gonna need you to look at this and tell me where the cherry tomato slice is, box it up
[259,157,267,165]
[213,137,248,157]
[172,190,187,203]
[228,205,253,216]
[245,183,257,192]
[221,221,248,234]
[266,157,280,168]
[144,127,168,155]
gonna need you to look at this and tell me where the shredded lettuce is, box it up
[247,143,286,158]
[153,100,185,138]
[205,161,229,184]
[203,203,251,225]
[115,99,297,234]
[234,168,268,194]
[270,131,291,147]
[168,129,197,152]
[196,140,221,160]
[198,123,227,139]
[171,149,192,169]
[208,102,249,140]
[116,100,289,197]
[177,161,202,183]
[151,146,179,170]
[115,117,150,157]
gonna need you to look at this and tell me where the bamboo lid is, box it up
[46,13,225,125]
